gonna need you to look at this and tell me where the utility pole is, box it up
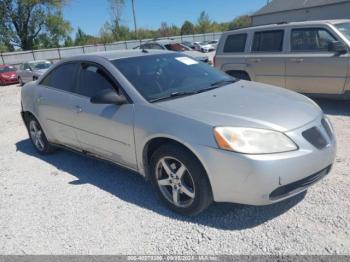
[131,0,138,39]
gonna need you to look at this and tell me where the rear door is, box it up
[286,27,349,94]
[36,62,81,148]
[71,62,137,170]
[247,29,286,88]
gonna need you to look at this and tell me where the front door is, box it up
[286,27,349,94]
[71,62,137,170]
[36,62,81,149]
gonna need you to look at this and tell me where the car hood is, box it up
[0,72,17,78]
[182,51,208,60]
[156,81,322,132]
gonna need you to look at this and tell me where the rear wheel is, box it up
[27,116,57,154]
[150,144,212,216]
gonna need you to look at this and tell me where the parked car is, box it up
[0,65,18,85]
[215,19,350,99]
[181,41,195,50]
[17,60,53,85]
[21,50,336,215]
[137,39,210,64]
[208,40,219,49]
[193,41,215,53]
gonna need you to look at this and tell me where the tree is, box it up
[196,11,212,33]
[63,36,74,47]
[74,28,97,45]
[0,0,72,50]
[228,15,251,30]
[181,20,194,35]
[158,22,171,37]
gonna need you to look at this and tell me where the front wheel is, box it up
[150,144,213,216]
[18,77,24,86]
[27,116,57,154]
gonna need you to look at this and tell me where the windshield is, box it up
[336,23,350,41]
[112,53,235,102]
[31,62,51,70]
[0,66,17,73]
[164,43,191,51]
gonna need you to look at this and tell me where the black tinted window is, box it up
[291,28,336,51]
[40,63,77,92]
[76,64,116,98]
[224,34,247,53]
[252,30,284,52]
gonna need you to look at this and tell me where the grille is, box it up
[321,118,333,140]
[269,165,331,200]
[302,126,328,149]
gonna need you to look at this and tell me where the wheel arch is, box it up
[141,136,213,192]
[226,70,251,80]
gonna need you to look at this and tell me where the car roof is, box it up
[66,49,173,62]
[24,60,50,64]
[224,19,350,34]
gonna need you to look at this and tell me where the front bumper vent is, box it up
[269,165,332,200]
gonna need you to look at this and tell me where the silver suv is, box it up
[215,20,350,99]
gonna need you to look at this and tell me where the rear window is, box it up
[223,34,247,53]
[252,30,284,52]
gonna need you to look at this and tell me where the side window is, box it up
[40,63,78,92]
[223,33,247,53]
[76,63,116,98]
[23,63,30,70]
[291,28,336,52]
[252,30,284,52]
[150,44,164,50]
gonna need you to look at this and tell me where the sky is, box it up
[63,0,267,36]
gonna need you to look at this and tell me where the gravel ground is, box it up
[0,84,349,255]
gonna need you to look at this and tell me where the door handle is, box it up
[291,58,304,63]
[75,105,83,113]
[249,58,261,63]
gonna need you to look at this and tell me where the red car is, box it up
[0,65,19,85]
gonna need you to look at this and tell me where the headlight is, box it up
[213,127,298,154]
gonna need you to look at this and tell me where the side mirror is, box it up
[90,89,128,105]
[328,41,347,54]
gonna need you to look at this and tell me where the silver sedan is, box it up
[20,50,336,215]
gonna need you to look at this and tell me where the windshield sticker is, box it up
[175,57,198,65]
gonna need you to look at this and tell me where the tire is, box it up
[150,143,213,216]
[27,116,57,155]
[18,76,24,86]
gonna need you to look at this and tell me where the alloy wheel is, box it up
[155,156,195,208]
[29,120,45,151]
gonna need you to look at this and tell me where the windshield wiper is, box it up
[210,79,237,87]
[195,79,237,94]
[150,91,197,103]
[150,79,237,103]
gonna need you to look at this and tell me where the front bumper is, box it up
[192,116,336,205]
[1,77,19,85]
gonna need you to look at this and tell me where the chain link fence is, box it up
[0,32,222,67]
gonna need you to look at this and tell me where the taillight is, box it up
[213,55,217,67]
